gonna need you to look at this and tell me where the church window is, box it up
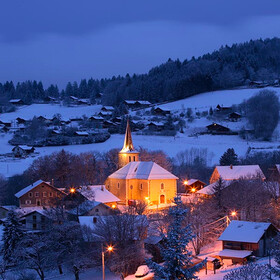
[117,183,120,189]
[129,156,131,162]
[140,184,143,190]
[133,156,136,161]
[160,195,165,204]
[161,183,164,190]
[130,185,133,190]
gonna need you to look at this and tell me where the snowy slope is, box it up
[157,87,280,112]
[0,103,102,122]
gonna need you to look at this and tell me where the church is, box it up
[106,120,178,206]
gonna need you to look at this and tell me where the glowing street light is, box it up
[145,196,149,201]
[183,180,188,185]
[102,244,114,280]
[70,188,76,194]
[191,187,196,193]
[112,204,116,209]
[231,211,237,217]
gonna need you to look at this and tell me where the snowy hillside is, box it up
[157,86,280,112]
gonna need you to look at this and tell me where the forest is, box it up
[1,38,280,107]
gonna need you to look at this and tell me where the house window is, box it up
[93,217,97,223]
[117,183,120,189]
[35,192,39,197]
[25,200,31,205]
[41,216,45,223]
[28,192,33,197]
[36,200,41,206]
[107,185,110,190]
[140,184,143,190]
[43,192,47,197]
[33,223,37,230]
[33,215,36,220]
[95,209,99,212]
[133,156,136,161]
[129,156,131,162]
[49,192,53,197]
[161,183,164,190]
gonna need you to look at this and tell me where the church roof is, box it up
[108,161,178,180]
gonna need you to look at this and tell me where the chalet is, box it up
[148,121,165,131]
[20,209,53,231]
[98,111,113,118]
[228,112,241,122]
[144,235,165,263]
[70,96,79,102]
[12,145,35,158]
[209,165,265,184]
[111,117,122,124]
[0,125,9,133]
[249,80,269,88]
[184,179,206,193]
[101,106,114,112]
[74,131,89,137]
[153,106,171,116]
[68,200,117,217]
[78,98,90,105]
[9,99,25,106]
[0,205,17,220]
[218,220,278,263]
[206,123,230,134]
[0,120,11,127]
[216,104,231,112]
[89,116,104,123]
[44,96,56,102]
[124,100,151,109]
[16,117,27,124]
[52,129,62,135]
[78,185,120,208]
[103,120,117,129]
[196,180,232,196]
[37,116,48,122]
[15,180,66,208]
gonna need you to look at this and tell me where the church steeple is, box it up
[121,119,135,152]
[118,118,139,168]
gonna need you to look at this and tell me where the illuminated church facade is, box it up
[106,120,177,206]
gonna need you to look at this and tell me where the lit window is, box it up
[28,192,33,197]
[161,183,164,190]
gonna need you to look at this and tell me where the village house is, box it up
[20,209,53,231]
[74,131,89,137]
[216,104,231,112]
[15,180,66,208]
[101,105,114,112]
[124,100,151,109]
[228,112,241,122]
[206,123,230,134]
[9,99,25,106]
[209,165,265,184]
[184,179,206,193]
[148,121,165,131]
[98,111,113,118]
[152,106,171,116]
[106,120,178,206]
[217,220,278,263]
[12,145,35,158]
[0,205,18,220]
[0,120,11,127]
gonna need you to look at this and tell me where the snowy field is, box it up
[0,103,102,122]
[157,86,280,112]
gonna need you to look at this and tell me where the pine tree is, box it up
[146,196,204,279]
[219,148,238,166]
[2,211,24,262]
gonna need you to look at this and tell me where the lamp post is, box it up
[102,244,113,280]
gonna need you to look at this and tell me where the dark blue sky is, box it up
[1,0,280,88]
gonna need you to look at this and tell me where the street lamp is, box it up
[183,180,188,186]
[231,211,237,217]
[102,244,114,280]
[191,187,196,193]
[70,188,76,194]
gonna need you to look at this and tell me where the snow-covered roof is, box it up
[196,180,232,195]
[215,165,265,180]
[186,179,205,186]
[14,206,48,217]
[78,185,120,203]
[70,96,79,100]
[148,121,164,126]
[68,200,101,215]
[154,106,171,111]
[9,99,22,103]
[14,180,59,198]
[15,145,34,151]
[99,111,112,115]
[217,249,252,259]
[275,164,280,174]
[219,220,274,243]
[75,131,89,136]
[0,205,17,211]
[101,106,114,111]
[108,161,178,180]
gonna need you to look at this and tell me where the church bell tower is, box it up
[118,119,139,168]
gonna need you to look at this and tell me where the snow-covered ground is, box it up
[0,103,102,122]
[157,86,280,112]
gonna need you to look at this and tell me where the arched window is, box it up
[133,156,136,161]
[129,156,131,162]
[117,183,120,189]
[139,183,143,190]
[161,183,164,190]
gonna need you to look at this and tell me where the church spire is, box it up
[121,119,134,152]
